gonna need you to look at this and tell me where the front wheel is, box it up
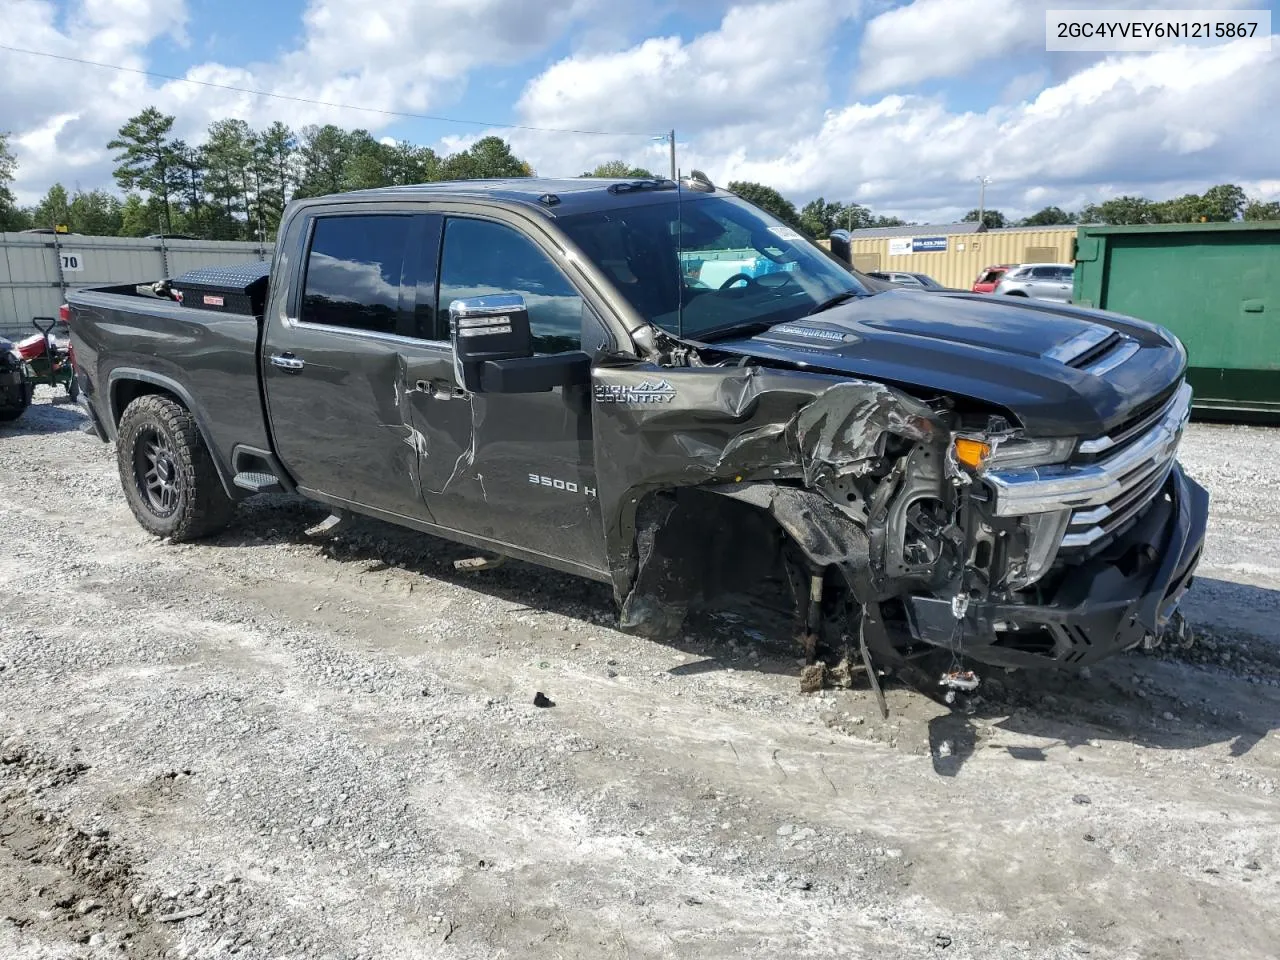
[116,394,235,540]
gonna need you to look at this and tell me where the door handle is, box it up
[415,379,465,400]
[270,353,305,372]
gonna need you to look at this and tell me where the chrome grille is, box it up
[1077,383,1182,458]
[1059,383,1192,550]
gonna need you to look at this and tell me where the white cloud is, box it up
[2,0,1277,223]
[854,0,1266,94]
[0,0,610,202]
[717,39,1280,220]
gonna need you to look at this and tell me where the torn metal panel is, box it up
[592,362,951,614]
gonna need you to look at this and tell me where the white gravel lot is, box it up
[1,387,1278,960]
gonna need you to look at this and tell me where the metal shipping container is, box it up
[1072,222,1280,419]
[845,225,1078,290]
[0,233,272,339]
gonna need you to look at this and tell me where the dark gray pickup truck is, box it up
[68,177,1208,684]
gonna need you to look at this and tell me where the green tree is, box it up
[1156,183,1247,223]
[383,140,438,185]
[295,124,352,198]
[119,193,163,237]
[32,183,71,230]
[962,208,1007,229]
[201,119,258,239]
[440,136,533,180]
[1020,205,1075,226]
[0,131,21,231]
[580,160,656,178]
[1079,196,1159,225]
[343,131,395,191]
[68,189,123,236]
[798,198,880,238]
[108,107,180,233]
[172,140,209,237]
[254,122,297,238]
[725,180,801,229]
[799,198,842,238]
[1243,198,1280,221]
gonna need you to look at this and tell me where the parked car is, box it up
[867,271,947,291]
[995,263,1075,302]
[0,335,36,421]
[972,264,1016,293]
[68,177,1206,676]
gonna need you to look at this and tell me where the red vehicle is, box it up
[972,264,1016,294]
[12,309,79,400]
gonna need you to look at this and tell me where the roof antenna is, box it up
[675,167,684,340]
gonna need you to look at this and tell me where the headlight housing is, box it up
[984,437,1076,471]
[951,435,1075,473]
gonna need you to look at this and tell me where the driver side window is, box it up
[438,218,583,354]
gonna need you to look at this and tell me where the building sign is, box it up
[889,236,949,255]
[911,236,948,253]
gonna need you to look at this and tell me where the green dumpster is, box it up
[1072,221,1280,419]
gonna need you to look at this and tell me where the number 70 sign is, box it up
[59,253,84,272]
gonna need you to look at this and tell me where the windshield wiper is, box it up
[807,289,863,316]
[690,320,782,343]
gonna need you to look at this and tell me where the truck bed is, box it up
[68,283,274,473]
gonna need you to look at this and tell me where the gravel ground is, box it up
[1,386,1278,960]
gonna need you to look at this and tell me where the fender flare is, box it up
[106,367,239,499]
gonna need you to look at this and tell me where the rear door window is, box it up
[300,215,414,335]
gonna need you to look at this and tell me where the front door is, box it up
[262,209,447,522]
[409,215,606,572]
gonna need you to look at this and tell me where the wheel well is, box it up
[111,379,181,426]
[109,377,238,499]
[1004,290,1029,296]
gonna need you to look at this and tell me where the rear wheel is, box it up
[116,394,235,540]
[0,382,33,422]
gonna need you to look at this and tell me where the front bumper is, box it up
[905,462,1208,668]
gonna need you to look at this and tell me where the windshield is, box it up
[557,194,868,340]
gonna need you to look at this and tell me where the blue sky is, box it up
[3,0,1278,221]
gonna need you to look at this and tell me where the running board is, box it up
[233,471,284,494]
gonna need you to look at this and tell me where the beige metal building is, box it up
[843,223,1078,290]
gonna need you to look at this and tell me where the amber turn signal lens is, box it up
[953,437,992,469]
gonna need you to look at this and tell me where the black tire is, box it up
[116,394,235,540]
[0,383,33,422]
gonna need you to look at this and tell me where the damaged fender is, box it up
[590,362,950,636]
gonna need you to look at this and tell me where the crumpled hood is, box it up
[704,289,1187,437]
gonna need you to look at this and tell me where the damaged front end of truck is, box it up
[591,352,1208,698]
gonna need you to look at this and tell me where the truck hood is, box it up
[703,290,1187,437]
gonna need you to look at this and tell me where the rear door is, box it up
[1028,265,1057,298]
[1053,266,1075,301]
[262,207,445,521]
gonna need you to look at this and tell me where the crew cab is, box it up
[68,178,1207,680]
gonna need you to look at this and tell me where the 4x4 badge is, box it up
[594,379,677,404]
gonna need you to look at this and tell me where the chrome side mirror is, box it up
[448,294,532,392]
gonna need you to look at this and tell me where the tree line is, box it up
[1,113,1278,240]
[0,108,534,240]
